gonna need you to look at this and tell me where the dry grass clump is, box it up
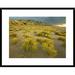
[22,38,38,51]
[23,34,32,38]
[57,35,66,48]
[41,39,57,57]
[55,31,66,36]
[62,41,66,48]
[58,36,65,41]
[36,31,51,39]
[11,37,18,44]
[9,32,18,45]
[37,31,49,37]
[9,33,17,38]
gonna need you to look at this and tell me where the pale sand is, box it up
[56,24,66,27]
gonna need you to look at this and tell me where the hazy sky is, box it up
[10,17,66,25]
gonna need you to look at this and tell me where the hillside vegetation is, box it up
[9,19,66,58]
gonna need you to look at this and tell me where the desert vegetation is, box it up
[9,18,66,58]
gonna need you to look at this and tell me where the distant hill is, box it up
[9,17,66,25]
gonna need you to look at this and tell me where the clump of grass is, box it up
[37,31,49,36]
[57,35,66,48]
[37,38,53,44]
[62,41,66,48]
[41,38,57,57]
[12,37,18,45]
[36,31,51,39]
[23,34,32,38]
[10,33,17,38]
[22,38,38,51]
[47,48,57,57]
[36,38,45,44]
[58,36,65,41]
[55,31,66,36]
